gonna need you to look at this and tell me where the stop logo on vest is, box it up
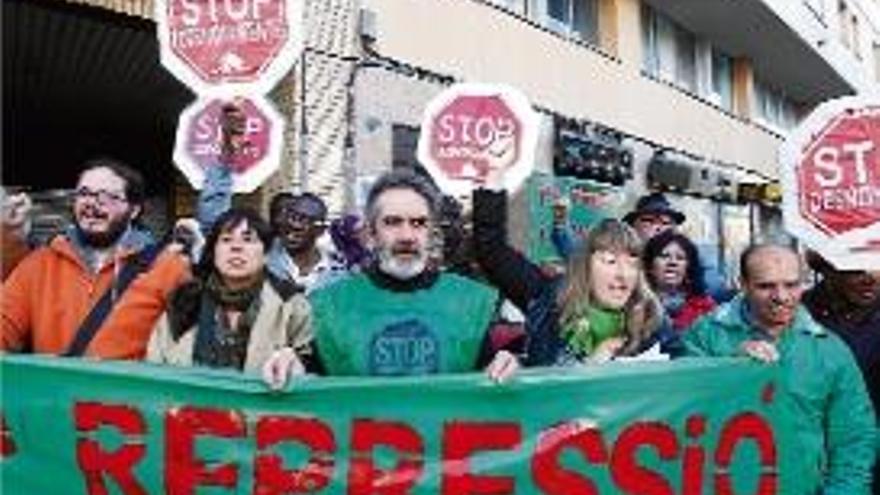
[155,0,303,95]
[417,83,540,197]
[173,95,284,193]
[781,94,880,270]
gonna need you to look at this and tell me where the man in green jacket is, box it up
[684,244,876,495]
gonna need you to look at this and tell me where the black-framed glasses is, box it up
[278,207,325,226]
[74,188,127,204]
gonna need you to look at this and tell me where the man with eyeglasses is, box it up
[264,192,347,294]
[199,163,346,296]
[196,103,346,294]
[1,158,189,358]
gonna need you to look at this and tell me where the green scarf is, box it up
[561,306,625,357]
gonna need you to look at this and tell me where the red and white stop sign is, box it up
[781,94,880,270]
[155,0,303,95]
[417,83,539,197]
[173,95,284,193]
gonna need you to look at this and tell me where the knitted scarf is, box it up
[192,272,264,369]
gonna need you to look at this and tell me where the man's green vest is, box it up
[310,272,499,376]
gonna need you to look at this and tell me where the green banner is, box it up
[1,355,804,494]
[526,173,625,263]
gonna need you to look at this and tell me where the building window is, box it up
[641,5,702,94]
[391,124,420,169]
[755,80,799,130]
[642,7,734,111]
[674,28,697,91]
[533,0,599,44]
[710,48,734,110]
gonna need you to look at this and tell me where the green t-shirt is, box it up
[310,272,499,376]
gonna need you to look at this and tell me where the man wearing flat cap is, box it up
[624,191,731,301]
[195,103,347,294]
[550,191,687,259]
[623,192,686,241]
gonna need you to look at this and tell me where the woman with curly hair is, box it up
[642,230,716,332]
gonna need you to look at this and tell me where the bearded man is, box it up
[1,158,188,358]
[263,169,518,384]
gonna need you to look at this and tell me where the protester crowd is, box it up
[1,110,877,493]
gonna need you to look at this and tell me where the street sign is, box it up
[155,0,303,95]
[417,83,539,196]
[173,95,284,193]
[780,93,880,270]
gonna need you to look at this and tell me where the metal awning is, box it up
[2,0,192,192]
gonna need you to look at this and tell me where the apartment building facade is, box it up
[342,0,879,274]
[4,0,879,266]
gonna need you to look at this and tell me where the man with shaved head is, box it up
[683,244,876,495]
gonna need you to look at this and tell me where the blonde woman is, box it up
[473,185,680,366]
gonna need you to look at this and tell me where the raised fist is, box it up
[1,191,32,239]
[219,100,249,160]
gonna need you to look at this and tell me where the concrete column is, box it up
[601,0,643,68]
[732,57,755,120]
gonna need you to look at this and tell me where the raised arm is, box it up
[196,102,247,233]
[472,188,548,312]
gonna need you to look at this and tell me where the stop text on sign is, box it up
[781,94,880,270]
[806,140,880,216]
[177,0,278,24]
[190,108,267,163]
[435,113,517,155]
[418,83,539,197]
[155,0,303,94]
[173,95,284,193]
[796,105,880,236]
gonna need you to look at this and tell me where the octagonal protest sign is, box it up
[417,83,540,197]
[155,0,303,95]
[174,95,284,193]
[780,93,880,270]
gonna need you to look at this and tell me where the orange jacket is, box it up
[1,235,189,359]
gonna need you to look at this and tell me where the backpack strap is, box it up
[62,244,165,357]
